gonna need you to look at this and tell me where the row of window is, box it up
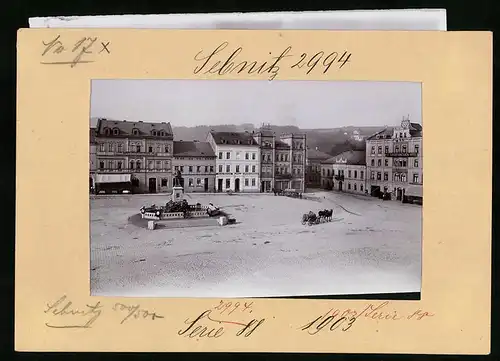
[370,144,420,155]
[342,182,364,192]
[174,165,215,173]
[370,171,421,183]
[99,159,171,170]
[218,151,257,160]
[99,143,171,153]
[220,178,257,188]
[261,141,305,149]
[322,168,364,179]
[369,158,419,168]
[218,164,258,173]
[102,127,169,137]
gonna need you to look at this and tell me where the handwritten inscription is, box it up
[44,296,164,329]
[213,300,254,315]
[194,42,351,80]
[44,295,103,329]
[299,301,435,336]
[112,302,165,324]
[179,300,264,339]
[40,35,111,67]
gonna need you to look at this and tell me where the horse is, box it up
[323,209,333,221]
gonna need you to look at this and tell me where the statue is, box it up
[173,169,183,187]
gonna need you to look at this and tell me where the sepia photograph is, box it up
[89,79,423,298]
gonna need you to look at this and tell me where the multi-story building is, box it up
[320,157,335,189]
[305,147,332,189]
[274,133,306,192]
[94,118,174,193]
[90,128,97,190]
[365,117,422,200]
[330,150,366,195]
[207,131,261,192]
[172,140,216,192]
[253,125,307,192]
[253,126,275,192]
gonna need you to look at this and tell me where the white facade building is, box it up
[207,131,261,193]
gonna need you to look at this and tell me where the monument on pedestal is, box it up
[172,169,184,202]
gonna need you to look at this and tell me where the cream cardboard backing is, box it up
[16,29,492,354]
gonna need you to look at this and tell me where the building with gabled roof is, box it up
[329,150,367,195]
[207,131,261,193]
[93,118,174,194]
[306,147,332,189]
[366,116,422,201]
[172,141,216,192]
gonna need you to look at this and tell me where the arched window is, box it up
[129,160,134,169]
[136,161,141,170]
[104,128,111,136]
[132,128,139,136]
[152,130,157,136]
[160,131,165,136]
[165,145,170,153]
[113,128,119,135]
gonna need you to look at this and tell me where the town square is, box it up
[89,79,422,298]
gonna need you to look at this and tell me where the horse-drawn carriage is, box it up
[301,209,334,226]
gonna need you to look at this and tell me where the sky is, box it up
[90,80,421,129]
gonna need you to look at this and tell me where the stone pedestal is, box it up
[172,186,184,202]
[218,216,228,226]
[148,221,156,230]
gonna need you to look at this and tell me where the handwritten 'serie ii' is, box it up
[40,35,111,68]
[178,300,264,339]
[193,42,352,80]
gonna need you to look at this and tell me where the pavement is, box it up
[90,191,422,298]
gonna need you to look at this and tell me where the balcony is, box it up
[334,174,345,181]
[97,150,172,156]
[385,152,418,157]
[275,173,292,180]
[97,168,171,173]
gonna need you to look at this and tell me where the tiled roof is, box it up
[332,150,366,166]
[210,131,259,146]
[321,156,337,165]
[306,148,332,161]
[96,118,173,138]
[409,123,423,137]
[90,128,97,144]
[275,140,290,149]
[173,141,216,158]
[366,127,394,140]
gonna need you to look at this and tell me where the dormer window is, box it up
[113,128,119,135]
[132,128,139,136]
[160,131,165,136]
[104,128,111,136]
[152,130,157,136]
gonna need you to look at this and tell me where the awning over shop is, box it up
[406,185,423,197]
[95,174,132,184]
